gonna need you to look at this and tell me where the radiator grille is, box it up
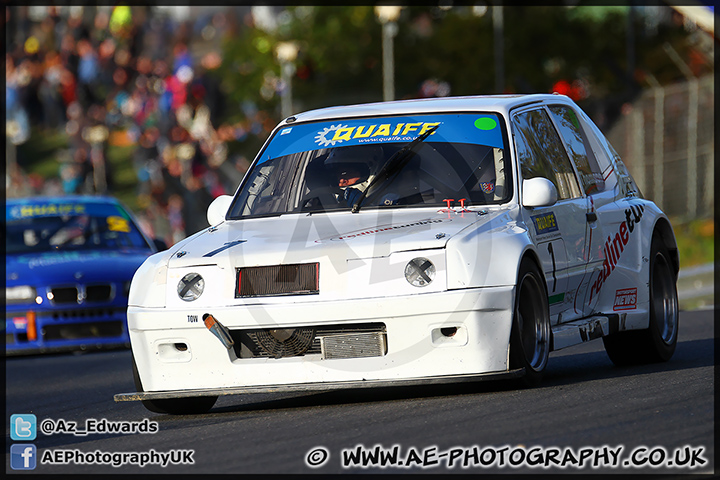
[236,263,319,297]
[232,323,387,359]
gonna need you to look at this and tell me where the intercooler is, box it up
[230,323,388,360]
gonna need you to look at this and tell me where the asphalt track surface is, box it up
[5,309,714,474]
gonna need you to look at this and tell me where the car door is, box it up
[575,108,645,316]
[546,104,612,319]
[511,106,588,324]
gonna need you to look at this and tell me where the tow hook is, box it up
[203,313,235,349]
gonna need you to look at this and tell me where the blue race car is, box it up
[5,196,161,355]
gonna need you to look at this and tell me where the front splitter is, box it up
[114,368,525,402]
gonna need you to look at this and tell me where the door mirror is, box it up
[522,178,558,208]
[206,195,233,226]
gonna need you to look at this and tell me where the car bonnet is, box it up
[166,208,499,269]
[7,250,153,287]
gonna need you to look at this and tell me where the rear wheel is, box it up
[603,235,678,366]
[132,356,217,415]
[509,258,551,387]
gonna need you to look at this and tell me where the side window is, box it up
[578,111,638,196]
[512,109,582,200]
[548,105,605,195]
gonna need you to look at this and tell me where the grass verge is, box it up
[670,217,715,269]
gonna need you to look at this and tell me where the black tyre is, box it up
[603,235,679,366]
[132,356,217,415]
[509,258,551,387]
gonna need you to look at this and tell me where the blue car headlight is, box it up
[6,285,37,304]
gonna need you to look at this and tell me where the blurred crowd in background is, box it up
[6,6,259,246]
[6,5,715,247]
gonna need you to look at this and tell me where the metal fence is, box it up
[606,74,714,220]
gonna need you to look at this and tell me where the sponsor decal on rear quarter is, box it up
[613,288,638,311]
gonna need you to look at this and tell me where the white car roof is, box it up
[285,93,575,124]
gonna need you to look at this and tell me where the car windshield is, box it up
[228,113,511,219]
[6,202,152,254]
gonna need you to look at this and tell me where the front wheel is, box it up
[603,235,679,366]
[132,356,217,415]
[509,258,551,387]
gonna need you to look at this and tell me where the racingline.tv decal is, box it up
[317,218,451,242]
[589,204,644,302]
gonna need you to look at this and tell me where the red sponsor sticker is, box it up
[613,288,637,311]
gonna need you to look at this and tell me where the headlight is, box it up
[5,285,37,304]
[404,258,435,287]
[177,273,205,301]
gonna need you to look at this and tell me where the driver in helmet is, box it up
[325,145,380,207]
[334,164,368,206]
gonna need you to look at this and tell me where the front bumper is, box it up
[6,307,130,356]
[127,285,515,394]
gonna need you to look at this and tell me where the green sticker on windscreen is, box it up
[474,117,497,130]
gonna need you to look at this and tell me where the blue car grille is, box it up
[51,287,79,303]
[86,285,113,302]
[50,284,115,304]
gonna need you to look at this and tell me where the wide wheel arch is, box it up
[602,232,679,366]
[508,251,552,387]
[652,217,679,278]
[512,248,554,349]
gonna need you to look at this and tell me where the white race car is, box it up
[115,94,679,414]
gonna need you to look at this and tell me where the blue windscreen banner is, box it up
[259,113,505,163]
[7,200,129,220]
